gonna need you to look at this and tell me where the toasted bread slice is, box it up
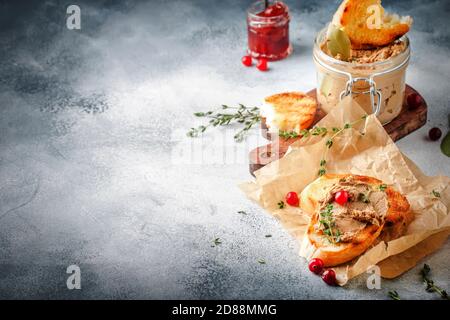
[260,92,317,133]
[331,0,412,49]
[301,174,413,267]
[378,187,414,242]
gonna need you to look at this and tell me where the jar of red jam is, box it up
[247,0,292,61]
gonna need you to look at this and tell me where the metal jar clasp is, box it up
[339,77,382,115]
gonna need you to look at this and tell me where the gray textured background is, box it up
[0,0,449,299]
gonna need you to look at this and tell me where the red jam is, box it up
[247,0,292,61]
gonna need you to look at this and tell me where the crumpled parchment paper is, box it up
[240,97,450,285]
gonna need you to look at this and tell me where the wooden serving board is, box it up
[249,85,427,176]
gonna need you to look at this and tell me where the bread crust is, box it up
[301,174,413,266]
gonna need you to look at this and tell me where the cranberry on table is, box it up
[407,93,422,110]
[241,55,253,67]
[428,127,442,141]
[285,191,299,207]
[308,258,324,275]
[321,269,337,286]
[256,58,268,71]
[334,190,349,205]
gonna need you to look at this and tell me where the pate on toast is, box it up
[301,174,413,267]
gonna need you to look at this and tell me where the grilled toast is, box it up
[260,92,317,133]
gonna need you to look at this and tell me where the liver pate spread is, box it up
[321,40,406,63]
[315,176,388,243]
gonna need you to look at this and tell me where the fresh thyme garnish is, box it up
[311,127,329,137]
[277,201,285,209]
[318,167,326,177]
[358,192,370,203]
[431,190,441,198]
[279,127,330,140]
[319,204,341,244]
[279,130,300,139]
[281,115,368,177]
[257,259,266,264]
[388,290,401,300]
[212,238,222,247]
[317,115,368,176]
[237,210,247,215]
[318,159,327,176]
[379,184,387,192]
[187,104,261,142]
[421,264,449,299]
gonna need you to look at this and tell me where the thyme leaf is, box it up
[319,204,341,244]
[388,290,401,300]
[431,190,441,198]
[358,192,370,204]
[212,238,222,246]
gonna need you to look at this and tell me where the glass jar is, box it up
[313,26,410,124]
[247,0,292,61]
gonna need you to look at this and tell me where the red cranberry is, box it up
[428,127,442,141]
[335,190,349,206]
[407,93,422,110]
[285,191,299,207]
[256,58,268,71]
[322,269,337,286]
[308,258,324,275]
[241,55,252,67]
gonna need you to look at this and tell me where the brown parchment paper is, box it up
[240,97,450,285]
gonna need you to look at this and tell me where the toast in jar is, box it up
[331,0,412,49]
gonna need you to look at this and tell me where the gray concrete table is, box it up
[0,0,448,299]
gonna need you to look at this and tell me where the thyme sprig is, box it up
[278,115,368,177]
[318,115,367,177]
[388,264,449,300]
[278,130,300,139]
[388,290,401,300]
[319,204,341,244]
[421,264,449,299]
[187,104,261,142]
